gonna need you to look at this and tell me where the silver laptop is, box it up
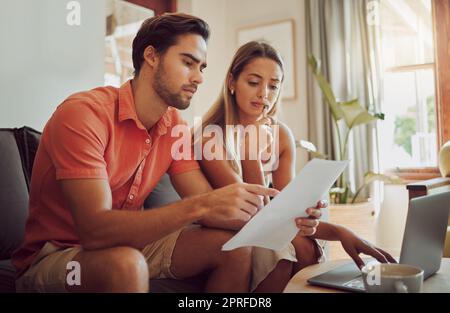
[308,191,450,292]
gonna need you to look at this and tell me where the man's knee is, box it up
[222,245,253,266]
[169,227,253,282]
[212,230,253,267]
[110,247,148,288]
[99,247,149,292]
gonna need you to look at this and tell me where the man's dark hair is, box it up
[132,13,210,76]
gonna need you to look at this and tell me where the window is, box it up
[105,0,154,87]
[433,0,450,147]
[378,0,438,171]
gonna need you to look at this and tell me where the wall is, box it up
[0,0,106,131]
[177,0,229,123]
[0,0,309,169]
[178,0,309,171]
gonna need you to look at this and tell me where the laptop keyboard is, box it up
[343,276,365,290]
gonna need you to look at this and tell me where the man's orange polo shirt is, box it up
[12,81,199,276]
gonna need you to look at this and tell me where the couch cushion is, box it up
[150,275,206,293]
[144,174,181,209]
[13,126,41,190]
[0,259,16,293]
[0,130,29,260]
[0,258,205,293]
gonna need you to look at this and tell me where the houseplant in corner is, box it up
[305,55,402,204]
[303,56,404,258]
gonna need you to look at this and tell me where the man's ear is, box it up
[143,45,159,69]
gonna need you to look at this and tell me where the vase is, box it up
[439,141,450,177]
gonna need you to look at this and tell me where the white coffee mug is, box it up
[361,263,424,293]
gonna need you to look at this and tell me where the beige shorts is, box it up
[15,229,183,293]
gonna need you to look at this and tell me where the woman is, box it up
[196,41,395,292]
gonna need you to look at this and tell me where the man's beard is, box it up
[153,63,191,110]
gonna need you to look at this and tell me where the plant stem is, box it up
[342,123,354,161]
[351,183,366,204]
[333,118,350,204]
[333,118,345,191]
[333,118,343,161]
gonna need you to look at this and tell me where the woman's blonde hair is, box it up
[197,41,285,175]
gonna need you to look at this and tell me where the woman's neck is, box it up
[238,111,258,126]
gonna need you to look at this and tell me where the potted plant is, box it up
[304,56,402,204]
[302,56,407,258]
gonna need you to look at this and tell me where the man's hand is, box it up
[295,200,326,236]
[199,182,279,223]
[336,226,397,269]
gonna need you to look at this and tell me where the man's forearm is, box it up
[198,159,265,230]
[198,216,245,231]
[196,159,266,230]
[80,195,208,250]
[310,221,345,241]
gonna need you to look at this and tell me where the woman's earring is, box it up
[230,89,234,95]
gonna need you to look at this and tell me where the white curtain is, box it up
[305,0,383,200]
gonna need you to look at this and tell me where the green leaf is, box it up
[308,55,319,72]
[363,171,404,185]
[330,187,346,194]
[311,151,328,159]
[374,113,385,120]
[296,139,328,159]
[297,139,317,152]
[351,172,404,204]
[339,99,379,129]
[308,56,344,121]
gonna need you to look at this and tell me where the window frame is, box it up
[433,0,450,147]
[125,0,176,15]
[389,0,450,181]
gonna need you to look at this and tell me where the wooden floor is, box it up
[327,202,377,260]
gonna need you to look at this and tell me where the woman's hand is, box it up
[336,226,397,269]
[295,200,326,236]
[242,116,274,160]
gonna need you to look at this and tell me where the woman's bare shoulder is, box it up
[272,119,295,152]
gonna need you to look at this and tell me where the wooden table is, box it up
[284,258,450,293]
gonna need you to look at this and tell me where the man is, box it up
[12,13,321,293]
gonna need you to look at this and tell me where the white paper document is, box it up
[222,159,349,251]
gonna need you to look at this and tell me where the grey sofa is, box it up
[0,127,204,292]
